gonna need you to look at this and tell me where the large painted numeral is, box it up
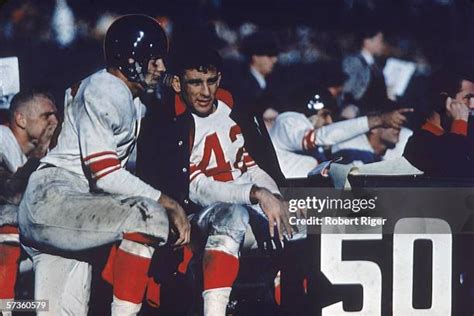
[321,225,382,315]
[393,218,452,316]
[320,218,452,315]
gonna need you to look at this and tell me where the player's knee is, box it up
[125,197,169,244]
[210,204,249,241]
[134,197,167,221]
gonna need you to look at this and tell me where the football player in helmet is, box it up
[18,15,189,316]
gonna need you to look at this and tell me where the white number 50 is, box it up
[321,218,452,316]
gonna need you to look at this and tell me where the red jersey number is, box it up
[197,125,246,182]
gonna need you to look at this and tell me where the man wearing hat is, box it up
[231,31,280,127]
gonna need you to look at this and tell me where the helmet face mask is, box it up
[104,15,168,89]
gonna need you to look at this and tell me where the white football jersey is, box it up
[383,127,413,160]
[42,70,160,200]
[190,100,255,183]
[270,112,370,178]
[0,125,26,173]
[189,100,279,207]
[269,112,318,178]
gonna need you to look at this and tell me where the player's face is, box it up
[379,127,400,149]
[181,68,221,116]
[24,96,58,141]
[144,58,166,88]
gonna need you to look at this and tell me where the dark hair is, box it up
[355,25,383,47]
[9,90,55,122]
[316,60,348,88]
[169,43,222,77]
[409,67,469,128]
[288,84,338,117]
[241,31,279,60]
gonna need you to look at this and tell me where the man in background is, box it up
[230,31,280,127]
[343,26,391,114]
[270,84,411,178]
[403,70,474,177]
[0,90,57,314]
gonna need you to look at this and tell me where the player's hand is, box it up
[158,194,191,248]
[251,186,294,242]
[369,108,413,129]
[30,122,58,159]
[446,97,469,121]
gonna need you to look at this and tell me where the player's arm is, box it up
[312,116,370,148]
[274,114,369,152]
[189,167,254,206]
[244,153,293,239]
[189,171,292,239]
[78,84,161,201]
[243,151,280,195]
[272,114,314,152]
[188,144,282,206]
[310,108,413,149]
[79,85,190,244]
[249,185,293,241]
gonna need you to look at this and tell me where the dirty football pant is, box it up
[191,203,272,316]
[0,204,21,316]
[18,167,169,315]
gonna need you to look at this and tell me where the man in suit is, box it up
[229,31,280,128]
[343,26,392,114]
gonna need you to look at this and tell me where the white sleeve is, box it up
[271,113,313,152]
[97,169,161,200]
[189,172,253,207]
[314,116,370,146]
[77,84,161,201]
[246,165,280,195]
[272,114,370,152]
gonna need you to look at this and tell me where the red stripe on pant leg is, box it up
[275,284,281,306]
[0,225,19,234]
[146,277,161,308]
[113,247,151,304]
[101,244,117,285]
[178,246,193,274]
[274,271,281,306]
[0,243,21,299]
[203,250,239,291]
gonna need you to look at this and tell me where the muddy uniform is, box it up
[270,112,370,178]
[186,97,282,315]
[18,70,169,315]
